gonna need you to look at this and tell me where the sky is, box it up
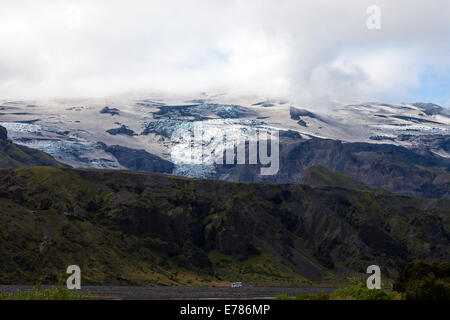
[0,0,449,108]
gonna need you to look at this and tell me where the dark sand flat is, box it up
[0,285,336,300]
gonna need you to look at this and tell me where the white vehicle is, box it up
[231,282,243,288]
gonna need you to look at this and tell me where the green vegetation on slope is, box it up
[0,166,448,286]
[302,165,374,191]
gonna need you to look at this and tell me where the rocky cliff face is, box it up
[216,138,450,199]
[97,143,174,173]
[0,126,7,141]
[0,167,448,285]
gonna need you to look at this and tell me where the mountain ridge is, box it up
[216,137,450,199]
[0,166,448,285]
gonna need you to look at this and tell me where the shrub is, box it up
[331,283,397,300]
[274,294,295,300]
[394,261,450,300]
[275,284,396,300]
[274,292,329,300]
[295,292,329,300]
[0,286,88,300]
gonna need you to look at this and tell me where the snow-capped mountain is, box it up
[0,94,449,178]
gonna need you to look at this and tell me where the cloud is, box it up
[0,0,449,107]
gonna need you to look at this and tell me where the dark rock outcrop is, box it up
[290,107,316,120]
[106,125,136,136]
[0,126,7,141]
[412,102,449,116]
[101,144,174,173]
[100,106,120,116]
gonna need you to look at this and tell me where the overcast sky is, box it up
[0,0,449,107]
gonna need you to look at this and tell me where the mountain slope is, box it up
[2,98,449,170]
[1,98,449,199]
[97,143,174,173]
[216,138,450,199]
[0,126,68,168]
[302,165,373,191]
[0,167,448,285]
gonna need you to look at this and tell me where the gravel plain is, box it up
[0,285,337,300]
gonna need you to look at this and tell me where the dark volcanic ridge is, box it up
[97,142,174,173]
[0,166,448,285]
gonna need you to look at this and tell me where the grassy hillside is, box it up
[302,165,373,191]
[0,166,448,286]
